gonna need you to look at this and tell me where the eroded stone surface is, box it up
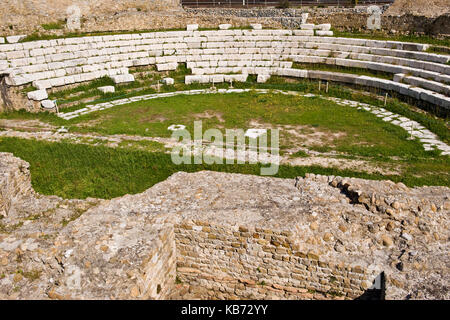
[0,152,448,300]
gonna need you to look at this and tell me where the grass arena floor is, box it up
[0,73,449,199]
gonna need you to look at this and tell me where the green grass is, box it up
[0,137,448,200]
[41,21,65,30]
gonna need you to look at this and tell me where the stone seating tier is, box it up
[0,28,448,112]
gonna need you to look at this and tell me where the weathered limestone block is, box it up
[162,77,174,85]
[156,62,178,71]
[0,156,449,300]
[6,35,27,44]
[367,5,382,31]
[41,99,56,109]
[210,74,224,83]
[33,79,52,90]
[401,76,450,96]
[111,74,135,84]
[66,5,82,31]
[224,74,248,82]
[300,24,315,30]
[187,24,199,31]
[27,89,48,101]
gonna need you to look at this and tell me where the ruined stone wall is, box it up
[186,8,450,36]
[0,0,181,35]
[175,221,378,300]
[3,3,449,37]
[138,224,177,299]
[1,153,448,300]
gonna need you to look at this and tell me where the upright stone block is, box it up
[27,89,48,101]
[300,24,315,30]
[219,24,232,30]
[187,24,199,31]
[41,99,56,109]
[111,74,135,84]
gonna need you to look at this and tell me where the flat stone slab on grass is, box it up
[41,100,55,109]
[111,74,135,84]
[219,24,232,30]
[98,86,115,93]
[162,78,175,85]
[168,124,186,131]
[250,24,262,30]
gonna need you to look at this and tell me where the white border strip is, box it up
[56,89,449,155]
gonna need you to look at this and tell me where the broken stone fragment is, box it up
[382,235,393,247]
[6,35,26,43]
[27,89,48,101]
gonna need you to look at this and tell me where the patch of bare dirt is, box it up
[0,119,56,131]
[284,156,401,175]
[192,110,225,123]
[73,116,114,128]
[284,127,347,148]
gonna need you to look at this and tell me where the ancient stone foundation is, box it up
[0,152,448,300]
[175,222,379,300]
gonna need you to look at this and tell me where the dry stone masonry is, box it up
[0,152,448,300]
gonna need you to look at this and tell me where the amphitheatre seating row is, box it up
[186,67,449,111]
[275,68,450,111]
[0,28,449,111]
